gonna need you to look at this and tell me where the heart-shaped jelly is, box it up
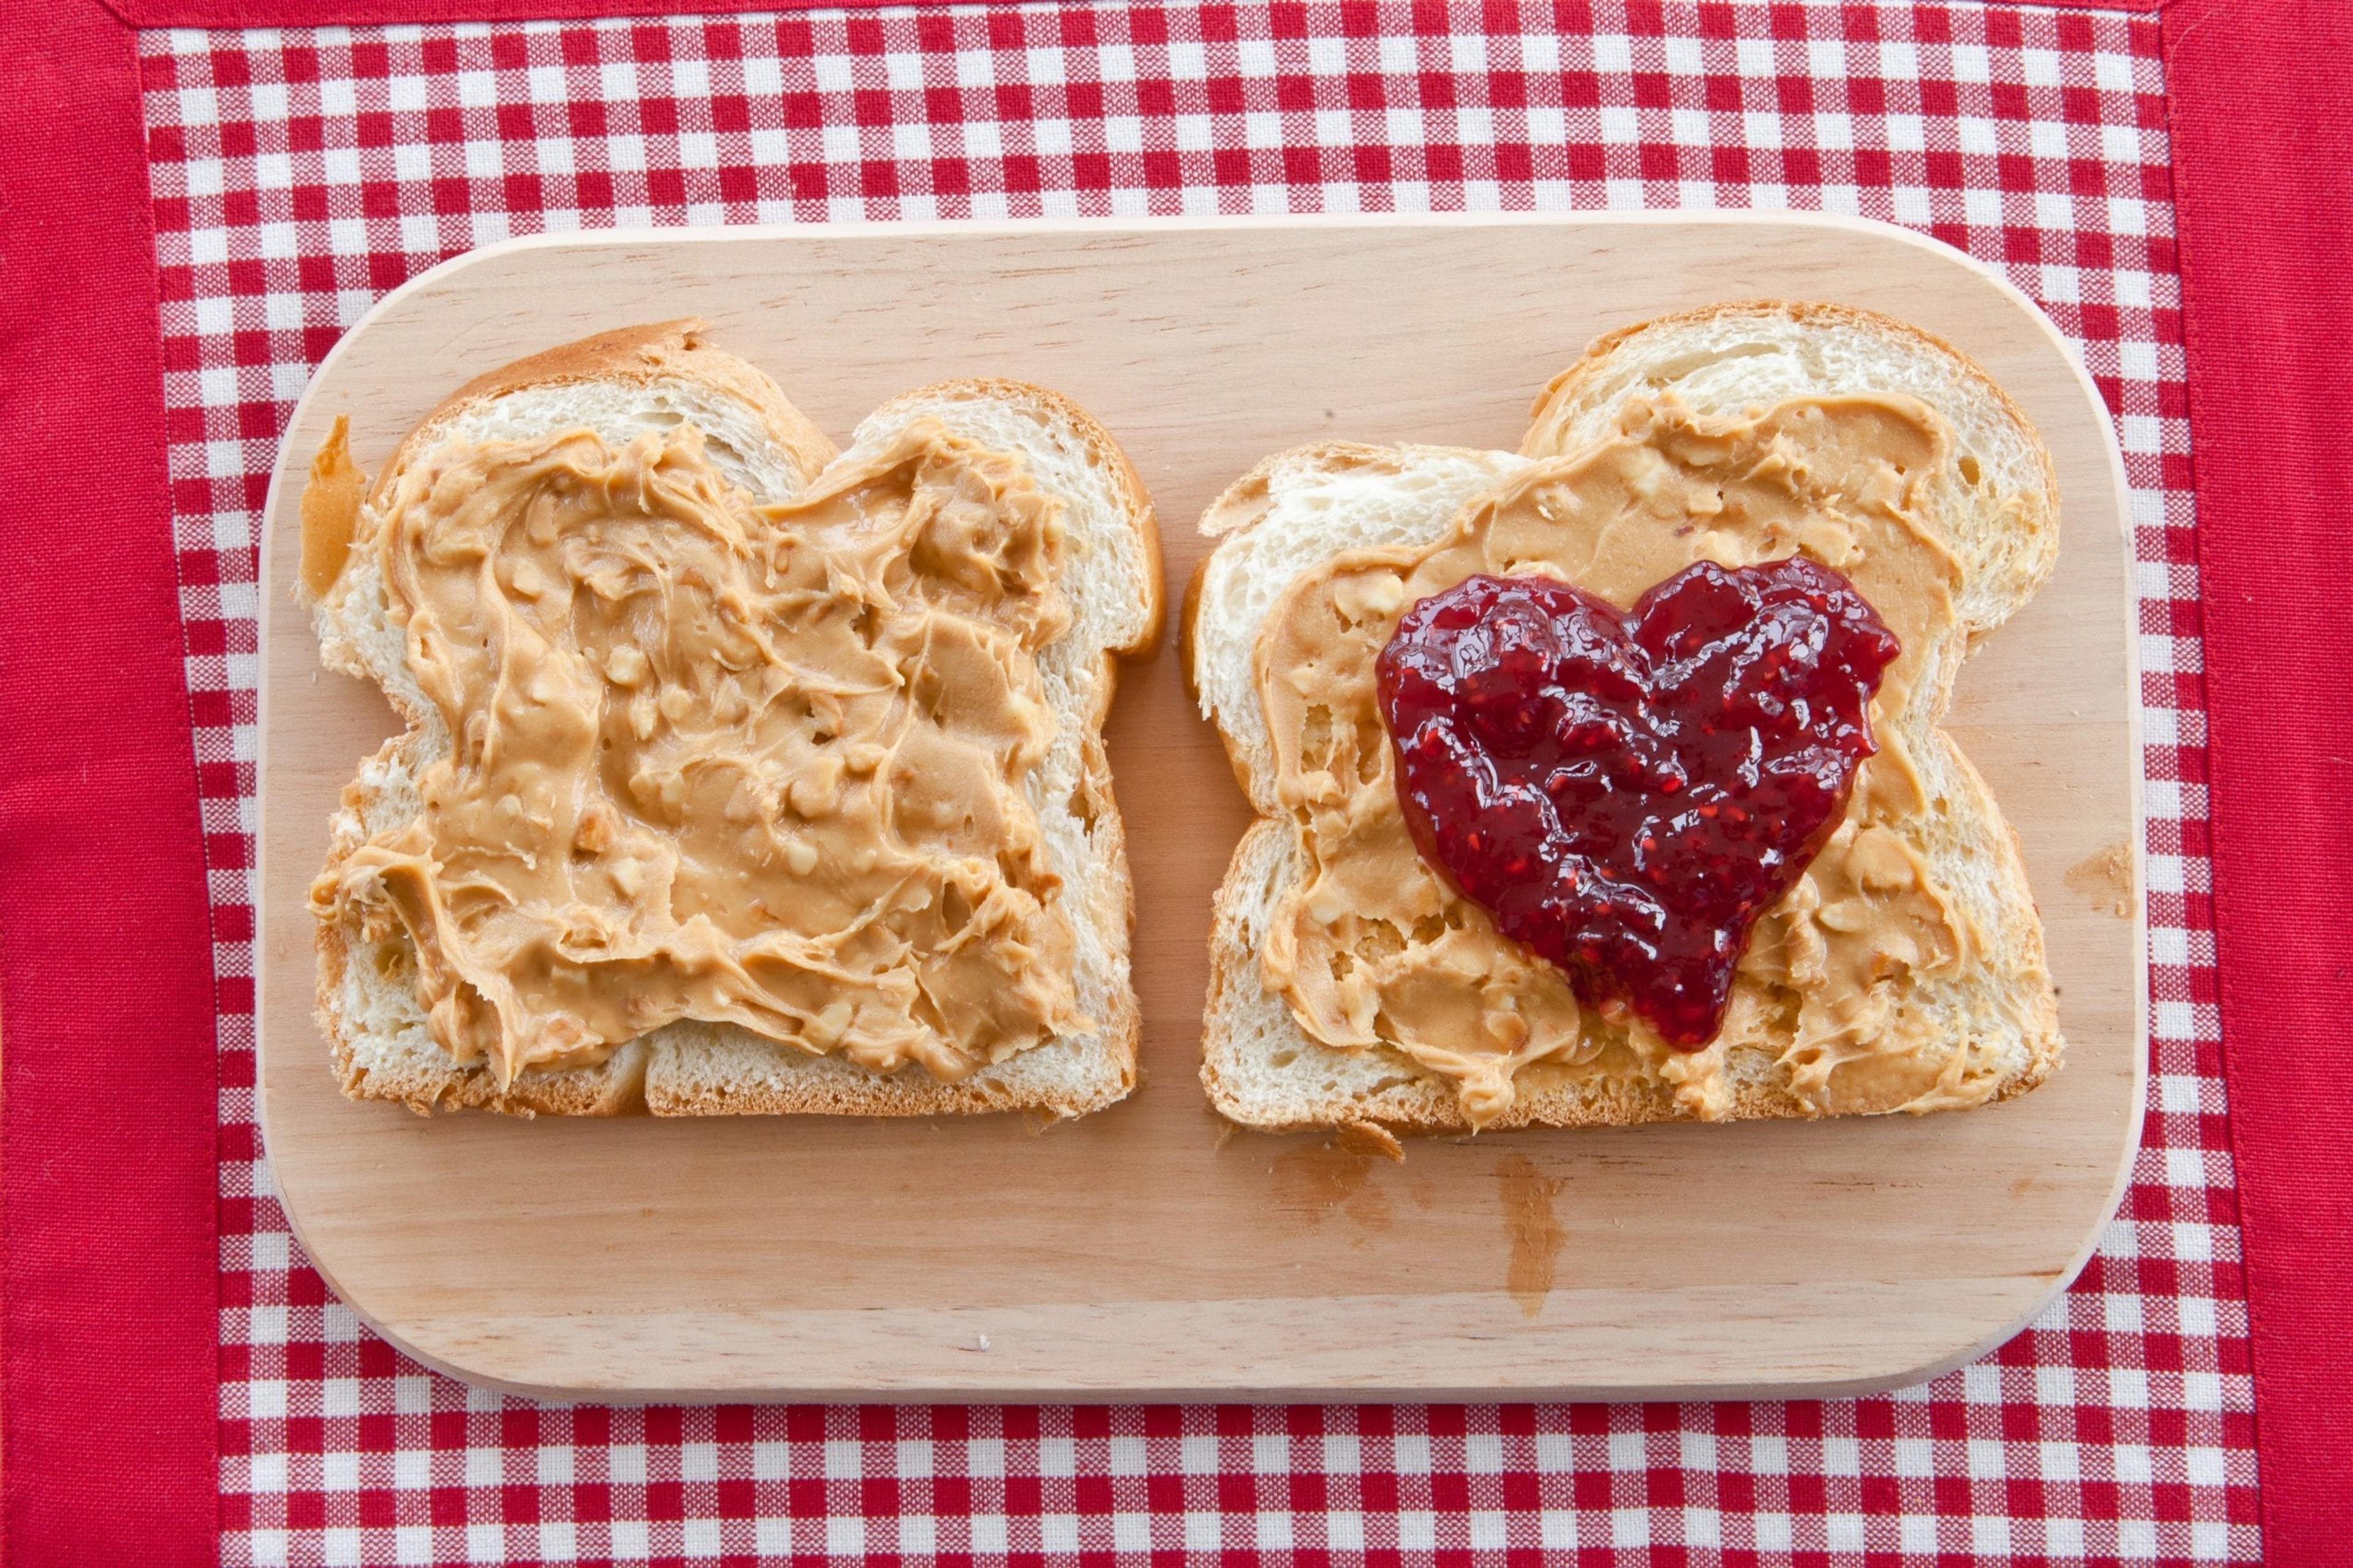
[1374,558,1901,1048]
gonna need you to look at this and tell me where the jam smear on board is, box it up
[1374,559,1900,1048]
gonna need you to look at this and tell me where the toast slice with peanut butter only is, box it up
[1189,301,2062,1134]
[303,321,1161,1117]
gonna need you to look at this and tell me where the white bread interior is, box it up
[1189,301,2062,1134]
[308,322,1162,1117]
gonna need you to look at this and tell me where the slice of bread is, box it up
[1191,302,2062,1135]
[306,321,1161,1117]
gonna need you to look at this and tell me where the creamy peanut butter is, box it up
[1258,395,1987,1126]
[299,414,365,599]
[311,419,1086,1088]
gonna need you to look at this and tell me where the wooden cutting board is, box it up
[257,213,2143,1401]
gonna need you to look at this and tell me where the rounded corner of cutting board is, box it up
[257,213,2147,1400]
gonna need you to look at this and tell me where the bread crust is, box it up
[1192,302,2066,1135]
[313,331,1156,1118]
[369,318,841,509]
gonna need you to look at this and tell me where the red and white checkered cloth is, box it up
[138,1,2253,1561]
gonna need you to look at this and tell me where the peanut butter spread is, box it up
[311,419,1086,1087]
[1258,395,1988,1126]
[299,414,365,599]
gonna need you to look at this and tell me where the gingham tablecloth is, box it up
[135,2,2252,1561]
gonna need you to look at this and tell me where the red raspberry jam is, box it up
[1374,558,1900,1048]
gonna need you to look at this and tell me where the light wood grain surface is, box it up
[257,214,2144,1401]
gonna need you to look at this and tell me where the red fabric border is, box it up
[94,0,2165,34]
[0,1,220,1564]
[2164,0,2353,1563]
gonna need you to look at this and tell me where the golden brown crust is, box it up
[368,318,841,508]
[1178,553,1210,708]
